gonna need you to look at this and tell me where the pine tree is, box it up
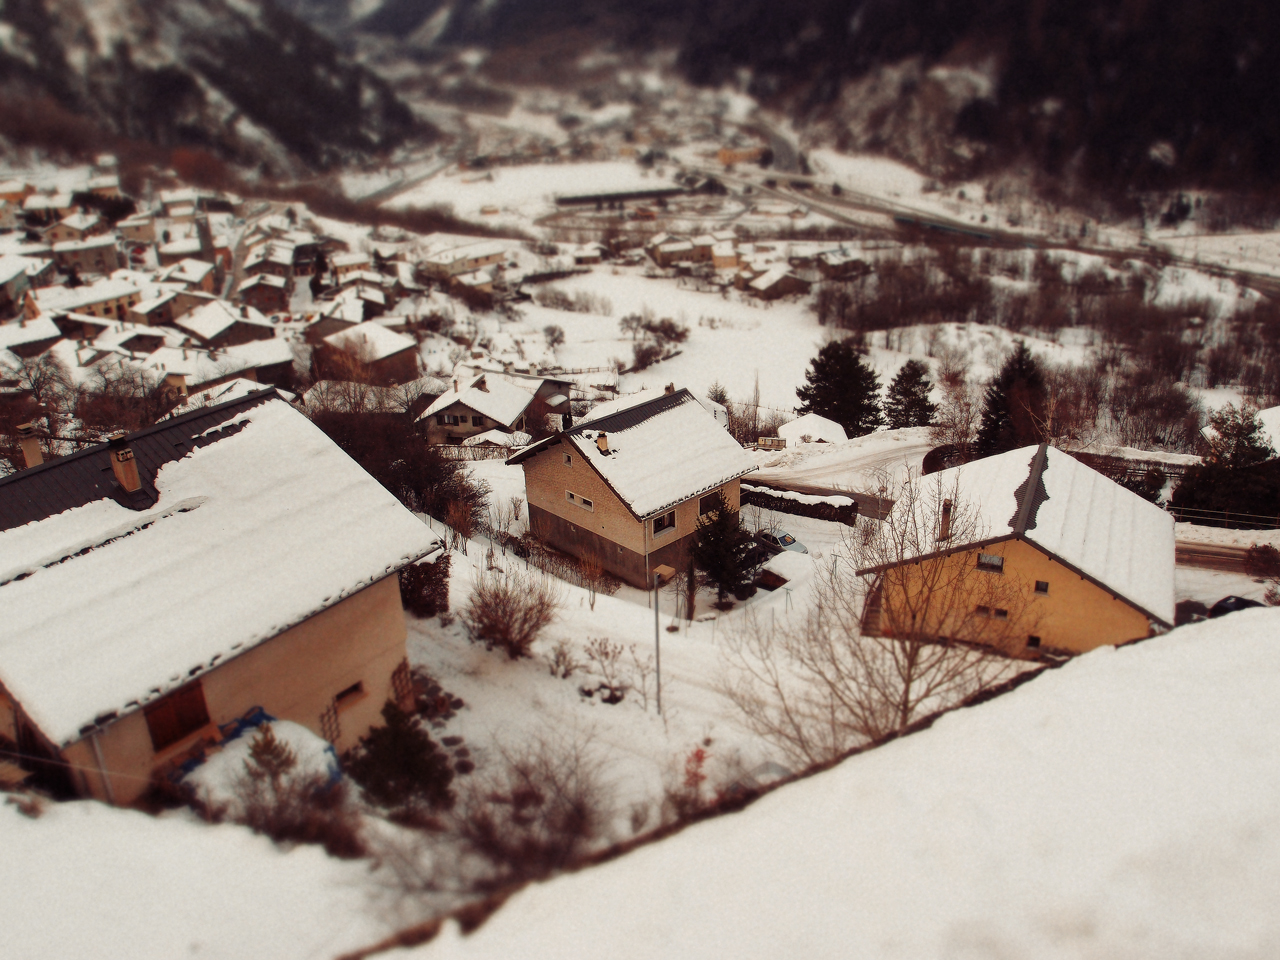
[884,359,938,429]
[1204,403,1276,468]
[690,492,757,603]
[974,341,1047,456]
[344,702,455,813]
[795,339,885,437]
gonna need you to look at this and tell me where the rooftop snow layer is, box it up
[891,444,1175,624]
[175,300,272,341]
[778,413,848,446]
[523,389,756,519]
[323,321,416,362]
[0,397,439,746]
[423,374,534,427]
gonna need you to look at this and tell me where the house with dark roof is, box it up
[859,444,1175,657]
[0,390,441,805]
[507,387,758,588]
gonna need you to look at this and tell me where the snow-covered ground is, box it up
[400,607,1280,960]
[750,426,934,491]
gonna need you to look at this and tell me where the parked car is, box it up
[756,529,808,555]
[1208,595,1265,618]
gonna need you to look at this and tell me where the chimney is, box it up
[453,378,459,392]
[938,498,953,541]
[107,432,142,493]
[240,305,248,318]
[476,376,488,392]
[665,382,675,394]
[17,422,43,469]
[596,432,609,454]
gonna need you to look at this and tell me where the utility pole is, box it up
[653,570,663,716]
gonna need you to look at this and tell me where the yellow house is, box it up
[0,390,442,805]
[507,387,758,588]
[418,373,535,446]
[859,444,1175,658]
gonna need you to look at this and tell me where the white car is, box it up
[757,529,808,555]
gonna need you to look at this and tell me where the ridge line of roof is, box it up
[0,388,282,491]
[565,388,694,436]
[1010,443,1050,534]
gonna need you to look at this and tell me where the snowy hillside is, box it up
[399,608,1280,959]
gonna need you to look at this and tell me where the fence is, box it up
[1167,505,1280,530]
[436,444,512,461]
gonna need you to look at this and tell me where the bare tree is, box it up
[721,471,1033,768]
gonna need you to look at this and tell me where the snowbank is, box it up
[404,609,1280,959]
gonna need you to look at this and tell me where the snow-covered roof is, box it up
[32,279,139,313]
[0,396,440,747]
[0,315,61,350]
[512,389,757,519]
[222,336,294,367]
[879,444,1175,625]
[578,387,725,427]
[331,252,370,268]
[174,300,272,341]
[239,273,288,291]
[421,374,534,427]
[422,239,507,266]
[462,428,531,447]
[0,253,32,286]
[749,265,792,290]
[52,235,116,253]
[778,413,848,446]
[159,237,202,256]
[323,321,416,362]
[165,258,215,284]
[57,212,100,232]
[390,608,1280,960]
[165,378,294,418]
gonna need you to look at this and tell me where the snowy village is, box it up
[4,8,1280,956]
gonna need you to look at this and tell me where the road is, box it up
[1175,542,1251,573]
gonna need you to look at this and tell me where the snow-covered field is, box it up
[402,607,1280,960]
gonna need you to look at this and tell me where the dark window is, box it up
[580,497,593,510]
[654,511,676,535]
[472,416,483,426]
[976,605,991,617]
[335,681,364,708]
[144,683,210,752]
[699,493,721,515]
[1027,635,1042,648]
[436,415,445,425]
[994,608,1009,620]
[977,553,1004,573]
[564,454,572,466]
[1035,580,1049,594]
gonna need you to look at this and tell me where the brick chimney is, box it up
[665,382,675,394]
[938,498,953,541]
[17,422,43,468]
[107,432,142,493]
[596,432,609,454]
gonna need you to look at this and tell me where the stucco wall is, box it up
[879,538,1154,657]
[62,574,408,806]
[425,400,518,445]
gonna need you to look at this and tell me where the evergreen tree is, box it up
[884,359,938,429]
[344,702,455,813]
[690,492,757,603]
[795,339,885,437]
[974,341,1047,456]
[1204,403,1276,469]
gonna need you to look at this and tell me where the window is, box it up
[976,605,991,617]
[566,491,593,512]
[563,454,572,467]
[1035,580,1049,595]
[994,608,1009,620]
[580,497,593,510]
[653,511,676,535]
[436,414,462,426]
[699,493,721,515]
[472,415,483,426]
[144,682,210,752]
[335,681,365,709]
[1027,635,1042,648]
[976,553,1004,573]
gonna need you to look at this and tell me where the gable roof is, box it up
[421,374,533,427]
[866,444,1175,626]
[174,300,272,341]
[0,392,440,747]
[509,388,757,520]
[323,321,416,362]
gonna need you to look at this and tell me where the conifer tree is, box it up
[884,359,938,429]
[795,339,885,437]
[344,702,455,813]
[690,492,757,603]
[974,341,1047,456]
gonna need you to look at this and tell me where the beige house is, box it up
[418,373,534,445]
[859,444,1175,658]
[420,240,507,280]
[28,277,141,321]
[0,390,441,805]
[52,235,122,276]
[508,387,757,588]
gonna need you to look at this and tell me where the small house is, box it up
[171,300,275,349]
[418,373,534,445]
[507,387,758,588]
[319,322,420,386]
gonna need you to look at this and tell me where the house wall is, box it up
[60,574,409,806]
[208,321,276,350]
[521,441,741,587]
[878,538,1155,657]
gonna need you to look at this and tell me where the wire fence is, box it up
[1167,505,1280,530]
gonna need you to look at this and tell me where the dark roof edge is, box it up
[856,534,1016,576]
[563,387,695,437]
[1011,443,1050,534]
[0,387,283,491]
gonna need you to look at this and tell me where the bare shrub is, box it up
[462,569,561,659]
[232,727,366,859]
[452,734,611,891]
[661,744,713,823]
[546,638,581,679]
[399,554,451,618]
